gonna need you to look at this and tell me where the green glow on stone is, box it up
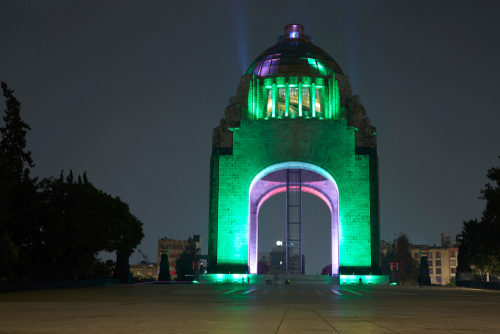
[298,82,303,116]
[211,122,376,270]
[209,74,378,274]
[340,275,389,285]
[272,83,277,118]
[311,82,316,117]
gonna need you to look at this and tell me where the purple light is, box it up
[248,163,340,275]
[290,32,298,38]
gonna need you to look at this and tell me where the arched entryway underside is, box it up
[248,162,339,275]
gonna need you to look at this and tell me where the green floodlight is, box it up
[390,282,398,286]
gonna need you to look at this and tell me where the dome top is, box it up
[246,23,344,77]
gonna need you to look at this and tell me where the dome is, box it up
[246,23,344,77]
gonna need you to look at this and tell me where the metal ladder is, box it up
[286,169,302,275]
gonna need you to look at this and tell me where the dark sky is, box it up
[1,1,500,275]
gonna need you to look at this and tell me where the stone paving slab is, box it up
[1,284,500,333]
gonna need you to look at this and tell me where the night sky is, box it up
[1,1,500,275]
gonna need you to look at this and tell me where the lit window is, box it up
[450,252,456,257]
[289,87,299,116]
[450,260,456,266]
[451,268,457,273]
[428,260,433,266]
[429,269,433,274]
[436,276,442,283]
[278,88,286,116]
[430,277,433,282]
[266,90,273,116]
[315,88,323,116]
[429,253,433,258]
[302,88,310,114]
[436,252,441,258]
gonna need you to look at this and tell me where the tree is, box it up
[0,153,18,268]
[158,252,172,281]
[0,83,144,282]
[258,260,269,274]
[175,237,202,280]
[461,157,500,280]
[321,264,332,275]
[393,233,418,285]
[0,82,39,280]
[31,170,145,281]
[445,277,456,286]
[0,82,34,177]
[381,249,395,276]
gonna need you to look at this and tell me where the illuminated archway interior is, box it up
[248,162,339,275]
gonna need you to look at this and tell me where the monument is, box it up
[208,24,380,279]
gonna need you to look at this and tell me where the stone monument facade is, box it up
[208,24,380,275]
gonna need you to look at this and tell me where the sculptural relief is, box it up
[355,117,377,148]
[347,95,366,128]
[212,118,232,150]
[347,95,376,148]
[225,97,242,128]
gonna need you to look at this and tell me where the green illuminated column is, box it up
[320,87,325,119]
[248,76,254,119]
[285,82,289,117]
[298,82,302,117]
[256,78,261,120]
[272,83,277,118]
[328,77,333,119]
[334,78,340,119]
[311,82,316,117]
[252,74,256,120]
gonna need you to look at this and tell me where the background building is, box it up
[381,233,458,285]
[380,239,393,258]
[157,235,201,280]
[130,263,157,280]
[411,234,458,285]
[258,242,305,275]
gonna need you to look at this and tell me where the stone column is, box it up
[256,78,260,120]
[328,77,333,119]
[272,83,277,118]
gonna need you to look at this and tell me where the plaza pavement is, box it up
[1,283,500,333]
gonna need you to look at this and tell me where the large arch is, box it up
[248,162,340,275]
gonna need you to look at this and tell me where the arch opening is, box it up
[248,162,340,275]
[257,191,332,275]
